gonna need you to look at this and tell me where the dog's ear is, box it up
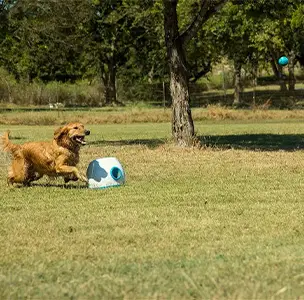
[54,126,68,141]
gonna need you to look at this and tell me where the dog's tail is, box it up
[1,131,20,154]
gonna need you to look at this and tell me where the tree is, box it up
[163,0,228,147]
[291,4,304,66]
[207,2,257,106]
[0,1,9,43]
[85,0,129,106]
[83,0,166,106]
[0,0,88,83]
[243,0,304,92]
[0,0,167,106]
[117,1,166,85]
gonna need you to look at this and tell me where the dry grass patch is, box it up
[1,106,304,125]
[201,105,304,121]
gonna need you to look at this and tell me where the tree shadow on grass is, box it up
[90,135,304,151]
[201,134,304,151]
[90,138,166,149]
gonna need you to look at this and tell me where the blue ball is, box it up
[278,56,289,66]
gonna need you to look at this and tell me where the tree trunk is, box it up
[169,48,195,147]
[288,50,296,92]
[103,64,117,106]
[270,56,287,92]
[251,62,258,108]
[163,0,195,147]
[233,61,242,106]
[101,59,124,107]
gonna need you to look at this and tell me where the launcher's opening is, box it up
[110,167,122,180]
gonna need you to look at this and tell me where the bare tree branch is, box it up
[189,61,211,82]
[180,0,229,46]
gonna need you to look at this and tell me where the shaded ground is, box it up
[90,139,166,149]
[91,134,304,151]
[202,134,304,151]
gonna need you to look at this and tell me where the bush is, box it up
[0,69,104,107]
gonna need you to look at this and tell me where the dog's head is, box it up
[54,122,90,148]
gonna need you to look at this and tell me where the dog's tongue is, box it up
[76,136,86,145]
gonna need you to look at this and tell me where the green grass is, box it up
[1,120,304,299]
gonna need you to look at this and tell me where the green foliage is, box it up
[0,0,89,82]
[1,0,304,106]
[116,0,166,82]
[291,4,304,29]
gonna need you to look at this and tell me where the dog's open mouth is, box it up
[73,135,86,145]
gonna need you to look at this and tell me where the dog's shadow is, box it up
[28,182,88,189]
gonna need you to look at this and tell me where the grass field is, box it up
[0,115,304,299]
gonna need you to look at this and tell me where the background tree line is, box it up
[1,0,304,145]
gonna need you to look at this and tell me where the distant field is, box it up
[1,106,304,125]
[0,120,304,299]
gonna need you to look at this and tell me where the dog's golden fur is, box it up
[1,122,90,185]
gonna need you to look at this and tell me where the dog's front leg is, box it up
[64,173,79,183]
[56,165,87,183]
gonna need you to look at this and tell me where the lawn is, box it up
[0,118,304,299]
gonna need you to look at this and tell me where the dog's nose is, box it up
[85,130,90,135]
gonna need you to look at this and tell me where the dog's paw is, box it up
[64,174,79,183]
[80,174,88,183]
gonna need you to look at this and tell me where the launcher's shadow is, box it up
[201,134,304,151]
[90,138,166,148]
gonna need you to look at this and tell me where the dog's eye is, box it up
[73,126,78,129]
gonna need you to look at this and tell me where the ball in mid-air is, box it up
[278,56,289,66]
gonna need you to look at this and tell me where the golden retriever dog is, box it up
[1,122,90,186]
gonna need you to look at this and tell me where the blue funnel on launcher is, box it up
[87,157,125,189]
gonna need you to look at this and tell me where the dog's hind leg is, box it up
[25,164,43,184]
[8,155,30,185]
[7,157,27,184]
